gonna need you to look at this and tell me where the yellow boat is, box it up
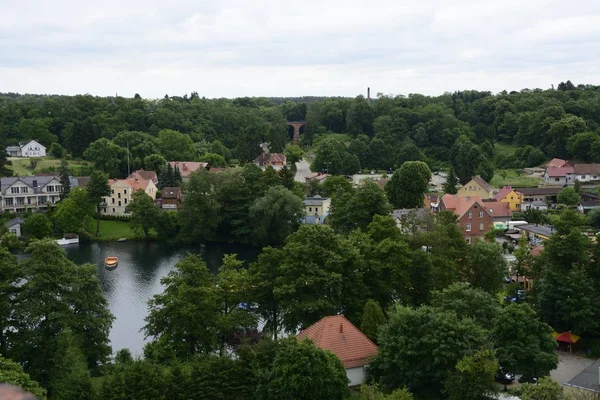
[105,256,118,270]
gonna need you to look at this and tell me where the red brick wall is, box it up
[457,203,493,244]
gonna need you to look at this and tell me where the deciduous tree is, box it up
[127,189,159,239]
[86,170,111,237]
[361,299,386,344]
[23,213,53,239]
[386,161,431,208]
[249,186,303,246]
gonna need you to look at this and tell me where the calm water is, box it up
[63,241,260,355]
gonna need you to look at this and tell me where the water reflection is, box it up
[64,241,259,355]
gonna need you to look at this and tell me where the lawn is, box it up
[490,169,541,188]
[87,219,137,240]
[494,143,520,158]
[8,157,88,176]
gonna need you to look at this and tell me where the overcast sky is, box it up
[2,0,600,98]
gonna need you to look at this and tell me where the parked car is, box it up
[495,369,515,384]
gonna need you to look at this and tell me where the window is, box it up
[111,189,115,194]
[4,198,13,206]
[309,207,312,212]
[479,211,483,218]
[468,212,472,219]
[10,187,18,194]
[9,229,16,234]
[16,198,24,206]
[20,187,28,194]
[111,198,115,204]
[466,236,471,244]
[112,208,115,213]
[510,196,514,200]
[480,223,484,231]
[124,189,127,195]
[555,178,559,182]
[118,193,121,199]
[56,185,61,192]
[124,198,128,204]
[118,201,121,206]
[38,196,47,204]
[516,203,520,208]
[583,175,588,179]
[46,185,54,192]
[466,223,472,232]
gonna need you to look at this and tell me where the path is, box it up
[294,159,312,183]
[551,351,594,386]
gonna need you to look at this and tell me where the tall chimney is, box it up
[367,87,371,104]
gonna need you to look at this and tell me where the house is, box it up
[303,195,331,224]
[168,161,209,182]
[102,177,157,216]
[253,153,286,170]
[515,224,555,244]
[0,176,80,213]
[160,187,181,210]
[424,193,439,212]
[494,186,524,212]
[305,172,329,184]
[564,359,600,398]
[4,217,24,237]
[578,201,600,214]
[545,158,570,169]
[128,169,158,185]
[440,194,494,244]
[516,187,561,205]
[523,201,548,211]
[484,201,513,225]
[572,164,600,183]
[457,176,495,200]
[297,315,378,387]
[391,208,428,232]
[543,166,574,185]
[5,140,46,158]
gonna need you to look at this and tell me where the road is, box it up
[295,159,312,183]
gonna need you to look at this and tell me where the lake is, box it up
[64,241,260,355]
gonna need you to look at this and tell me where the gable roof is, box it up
[546,158,569,168]
[546,166,574,177]
[297,315,378,369]
[495,186,516,201]
[485,201,513,218]
[5,217,24,228]
[573,164,600,175]
[169,161,209,177]
[467,176,493,193]
[425,193,439,203]
[19,139,46,150]
[129,169,158,184]
[304,195,329,206]
[516,187,562,196]
[1,176,79,194]
[442,194,493,219]
[161,187,181,199]
[253,153,286,165]
[109,177,151,192]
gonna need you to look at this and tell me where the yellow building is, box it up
[303,195,331,224]
[494,186,524,212]
[102,177,157,216]
[457,176,494,200]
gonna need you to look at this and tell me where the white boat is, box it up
[55,236,79,246]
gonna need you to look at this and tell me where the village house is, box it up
[571,164,600,183]
[440,194,494,244]
[102,177,157,216]
[391,208,429,232]
[5,140,46,158]
[485,200,513,225]
[578,200,600,214]
[297,315,378,387]
[424,193,439,212]
[545,158,570,169]
[494,186,524,212]
[160,187,182,210]
[516,187,561,205]
[0,176,80,213]
[543,166,574,185]
[303,195,331,224]
[456,176,495,200]
[128,169,158,185]
[4,217,24,237]
[253,153,286,170]
[168,161,209,182]
[523,201,548,211]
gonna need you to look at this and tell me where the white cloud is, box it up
[1,0,600,97]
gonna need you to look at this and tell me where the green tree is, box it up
[520,377,563,400]
[144,254,218,359]
[50,142,67,158]
[249,186,304,246]
[443,167,459,194]
[320,175,353,198]
[54,188,93,234]
[248,247,284,339]
[285,144,304,167]
[370,305,486,398]
[346,95,374,136]
[0,149,12,177]
[127,189,159,239]
[0,249,19,355]
[443,349,498,400]
[356,385,414,400]
[464,240,507,293]
[86,170,111,237]
[557,187,579,206]
[59,160,71,200]
[180,170,221,242]
[49,330,92,400]
[157,129,195,161]
[144,154,167,173]
[23,213,53,239]
[430,282,500,329]
[0,355,47,400]
[546,115,587,158]
[567,132,600,162]
[199,152,227,167]
[361,299,386,344]
[262,338,349,400]
[330,181,390,233]
[386,161,431,208]
[99,359,167,400]
[450,135,485,183]
[83,138,125,177]
[278,165,295,190]
[493,303,558,382]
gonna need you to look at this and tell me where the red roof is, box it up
[253,153,286,165]
[495,186,514,201]
[546,158,569,168]
[297,315,378,369]
[546,166,574,177]
[169,161,209,177]
[484,201,513,218]
[442,194,491,219]
[129,169,158,184]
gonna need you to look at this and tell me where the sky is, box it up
[2,0,600,98]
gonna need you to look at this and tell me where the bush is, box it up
[99,214,132,222]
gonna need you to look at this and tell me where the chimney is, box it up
[340,324,343,333]
[367,87,371,104]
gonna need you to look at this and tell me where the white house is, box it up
[6,140,47,158]
[0,176,80,213]
[4,217,24,237]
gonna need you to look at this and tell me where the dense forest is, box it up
[2,80,600,182]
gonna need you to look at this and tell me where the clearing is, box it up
[490,169,541,188]
[8,157,88,176]
[87,220,136,240]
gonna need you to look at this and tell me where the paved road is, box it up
[295,159,312,183]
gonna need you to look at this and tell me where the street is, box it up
[294,159,312,183]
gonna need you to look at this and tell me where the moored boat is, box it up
[105,256,118,270]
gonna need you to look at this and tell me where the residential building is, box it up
[456,176,495,200]
[523,201,548,211]
[424,193,439,212]
[253,153,286,170]
[578,201,600,214]
[303,195,331,224]
[572,164,600,182]
[564,359,600,398]
[305,172,329,184]
[543,166,574,185]
[515,224,555,244]
[484,201,513,224]
[494,186,524,212]
[128,169,158,185]
[5,140,46,158]
[516,187,561,204]
[545,158,570,169]
[168,161,209,182]
[5,217,24,237]
[0,176,80,213]
[160,187,181,209]
[297,315,378,387]
[102,177,157,216]
[391,208,428,232]
[440,194,494,244]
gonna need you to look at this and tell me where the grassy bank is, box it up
[490,169,541,188]
[86,220,138,241]
[9,157,88,176]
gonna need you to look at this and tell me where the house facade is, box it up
[253,153,286,170]
[0,176,79,212]
[102,178,157,216]
[128,169,158,185]
[572,164,600,183]
[457,176,495,200]
[544,166,574,185]
[168,161,209,182]
[303,195,331,224]
[517,187,561,205]
[5,140,47,158]
[494,186,523,212]
[5,217,24,237]
[440,194,494,244]
[160,187,181,209]
[523,201,548,211]
[297,315,379,387]
[484,201,513,224]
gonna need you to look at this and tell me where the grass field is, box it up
[9,157,88,176]
[490,169,541,188]
[494,143,520,158]
[87,219,137,240]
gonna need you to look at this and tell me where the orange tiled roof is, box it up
[546,158,569,168]
[297,315,378,369]
[129,169,158,184]
[109,178,150,192]
[495,186,514,201]
[484,201,513,218]
[169,161,209,177]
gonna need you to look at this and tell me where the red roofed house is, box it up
[253,153,287,170]
[128,169,158,185]
[494,186,524,212]
[544,166,575,185]
[169,161,209,182]
[440,194,494,244]
[297,315,378,386]
[546,158,570,169]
